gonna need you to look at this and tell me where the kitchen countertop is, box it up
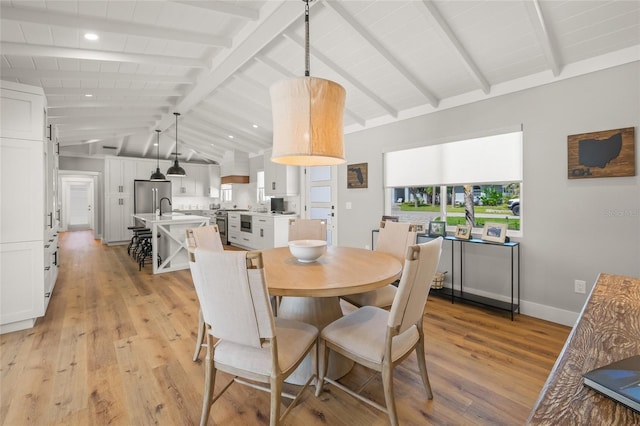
[134,213,209,223]
[170,210,299,218]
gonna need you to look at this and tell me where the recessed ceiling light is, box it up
[252,124,258,128]
[228,135,234,139]
[153,143,158,146]
[84,93,93,97]
[84,33,99,41]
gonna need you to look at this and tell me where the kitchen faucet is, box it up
[159,197,172,216]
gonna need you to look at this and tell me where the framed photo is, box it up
[347,162,368,188]
[481,222,508,243]
[428,221,446,237]
[454,224,471,240]
[412,223,425,233]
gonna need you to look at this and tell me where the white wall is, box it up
[338,62,640,325]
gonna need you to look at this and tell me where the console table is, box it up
[419,235,520,320]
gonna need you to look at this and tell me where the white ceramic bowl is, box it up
[288,239,327,263]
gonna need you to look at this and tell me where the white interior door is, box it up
[69,183,91,229]
[61,176,94,231]
[304,166,338,246]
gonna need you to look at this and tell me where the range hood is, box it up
[221,150,250,184]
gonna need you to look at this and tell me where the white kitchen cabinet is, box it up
[103,157,160,244]
[104,195,134,243]
[0,81,55,334]
[237,232,255,249]
[272,216,292,248]
[0,241,45,333]
[170,164,210,196]
[44,122,59,233]
[227,212,242,246]
[264,149,300,196]
[43,231,59,312]
[0,138,44,243]
[106,157,139,195]
[136,159,165,182]
[229,214,293,250]
[0,84,45,140]
[253,216,274,250]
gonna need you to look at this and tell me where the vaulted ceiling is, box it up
[2,0,639,164]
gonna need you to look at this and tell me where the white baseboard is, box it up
[449,286,578,327]
[519,300,578,327]
[0,317,36,335]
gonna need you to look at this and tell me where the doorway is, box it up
[67,181,93,230]
[303,166,338,246]
[60,173,98,235]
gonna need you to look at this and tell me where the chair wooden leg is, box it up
[315,339,329,397]
[270,377,282,426]
[200,335,216,426]
[381,363,398,426]
[193,310,205,361]
[415,339,433,399]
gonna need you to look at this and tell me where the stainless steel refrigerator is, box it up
[134,180,172,214]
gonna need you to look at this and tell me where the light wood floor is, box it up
[1,231,570,425]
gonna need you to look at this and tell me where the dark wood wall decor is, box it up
[567,127,635,179]
[347,162,368,188]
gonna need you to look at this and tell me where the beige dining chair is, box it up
[186,225,224,361]
[193,249,318,426]
[288,218,327,241]
[342,221,417,308]
[316,237,443,426]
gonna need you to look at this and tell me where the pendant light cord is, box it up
[174,112,180,161]
[156,130,160,163]
[304,0,310,77]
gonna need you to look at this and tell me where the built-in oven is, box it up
[240,214,252,233]
[215,211,228,245]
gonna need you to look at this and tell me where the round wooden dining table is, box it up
[261,246,402,384]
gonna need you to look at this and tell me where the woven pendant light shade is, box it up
[270,77,346,166]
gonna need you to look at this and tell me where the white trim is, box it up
[448,285,579,327]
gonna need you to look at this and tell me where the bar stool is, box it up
[127,226,147,255]
[132,230,152,262]
[137,233,154,270]
[130,228,151,259]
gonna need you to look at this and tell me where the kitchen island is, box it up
[133,213,209,274]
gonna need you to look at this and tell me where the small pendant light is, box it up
[166,112,186,177]
[150,129,166,181]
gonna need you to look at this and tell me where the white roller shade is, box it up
[384,131,522,187]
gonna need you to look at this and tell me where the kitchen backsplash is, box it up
[175,190,300,214]
[173,196,219,211]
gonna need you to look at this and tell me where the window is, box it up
[221,184,232,202]
[384,131,522,232]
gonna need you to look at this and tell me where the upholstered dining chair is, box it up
[316,237,443,426]
[186,225,224,361]
[341,221,418,308]
[193,249,318,426]
[288,218,327,241]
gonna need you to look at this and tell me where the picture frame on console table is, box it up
[428,221,446,237]
[454,224,471,240]
[481,222,508,243]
